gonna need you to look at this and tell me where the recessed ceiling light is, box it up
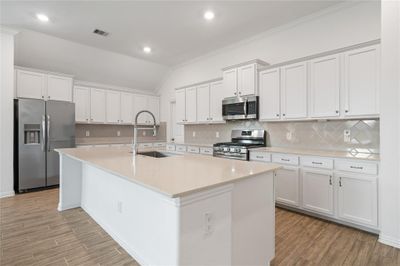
[204,11,215,21]
[143,46,152,54]
[36,13,49,22]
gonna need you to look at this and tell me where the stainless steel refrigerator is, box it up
[14,99,75,192]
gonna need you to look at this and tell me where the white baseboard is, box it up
[57,202,81,211]
[379,234,400,249]
[0,191,15,198]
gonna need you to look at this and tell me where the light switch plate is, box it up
[216,132,220,138]
[286,132,292,140]
[85,130,90,137]
[344,130,351,143]
[117,131,121,137]
[192,131,196,137]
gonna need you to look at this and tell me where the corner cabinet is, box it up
[16,69,73,102]
[343,45,380,117]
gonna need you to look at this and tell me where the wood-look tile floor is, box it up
[1,189,399,266]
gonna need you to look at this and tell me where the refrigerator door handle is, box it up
[47,115,51,152]
[41,115,46,152]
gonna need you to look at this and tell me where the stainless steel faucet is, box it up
[132,110,157,156]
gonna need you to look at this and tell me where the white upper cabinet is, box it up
[281,62,308,119]
[237,64,256,96]
[16,70,46,100]
[196,84,210,123]
[309,55,340,118]
[73,86,91,123]
[185,87,197,123]
[176,89,186,123]
[259,68,281,120]
[90,88,106,123]
[120,92,134,124]
[16,69,73,102]
[147,96,160,124]
[343,45,380,117]
[222,68,238,97]
[106,90,121,123]
[46,75,73,102]
[133,94,160,125]
[209,81,224,122]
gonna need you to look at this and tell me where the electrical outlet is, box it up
[286,132,292,140]
[85,130,90,137]
[204,212,213,236]
[142,131,146,136]
[344,130,351,143]
[192,131,196,137]
[117,131,121,137]
[117,201,123,213]
[216,131,220,138]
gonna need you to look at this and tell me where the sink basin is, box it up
[136,151,175,158]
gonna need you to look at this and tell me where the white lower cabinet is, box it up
[302,169,334,216]
[337,173,378,227]
[275,167,300,207]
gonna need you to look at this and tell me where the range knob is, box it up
[223,147,229,152]
[230,147,236,152]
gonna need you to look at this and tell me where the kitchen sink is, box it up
[136,151,176,158]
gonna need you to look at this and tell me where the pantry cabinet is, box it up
[275,167,300,207]
[16,69,73,102]
[106,90,121,123]
[337,173,378,227]
[90,88,106,123]
[259,68,281,120]
[309,55,340,118]
[302,169,334,216]
[343,45,380,117]
[281,62,308,119]
[74,86,91,123]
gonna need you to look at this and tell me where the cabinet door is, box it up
[196,84,210,123]
[337,174,378,227]
[73,86,90,123]
[302,169,334,216]
[175,89,186,123]
[16,70,45,100]
[90,88,106,123]
[133,94,148,124]
[237,64,256,96]
[147,96,160,124]
[185,87,197,123]
[222,68,238,97]
[275,167,300,207]
[47,75,73,102]
[310,55,340,118]
[344,45,380,117]
[209,81,224,122]
[281,62,308,119]
[259,68,280,120]
[106,90,121,123]
[120,92,134,124]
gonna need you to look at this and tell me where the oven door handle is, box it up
[243,98,248,117]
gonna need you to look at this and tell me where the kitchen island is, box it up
[56,146,280,266]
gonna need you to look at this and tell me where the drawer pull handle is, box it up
[256,156,264,159]
[281,158,290,162]
[329,176,332,185]
[312,162,323,165]
[339,177,342,187]
[350,166,364,170]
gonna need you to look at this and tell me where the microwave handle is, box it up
[243,98,248,117]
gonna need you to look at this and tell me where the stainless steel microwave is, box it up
[222,95,259,120]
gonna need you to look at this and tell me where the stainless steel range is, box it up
[213,129,266,161]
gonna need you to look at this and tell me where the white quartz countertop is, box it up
[56,147,280,198]
[251,147,380,161]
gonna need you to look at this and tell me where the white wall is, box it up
[378,0,400,248]
[14,30,169,91]
[157,1,380,126]
[0,29,16,198]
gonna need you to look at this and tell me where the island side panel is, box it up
[58,154,83,211]
[80,164,180,266]
[232,171,275,266]
[178,185,233,265]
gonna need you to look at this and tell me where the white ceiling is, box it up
[1,1,343,66]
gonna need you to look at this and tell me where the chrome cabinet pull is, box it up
[256,155,264,159]
[350,166,363,170]
[281,158,290,162]
[312,161,323,165]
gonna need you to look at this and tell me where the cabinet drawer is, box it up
[200,147,213,155]
[336,160,378,175]
[176,145,187,152]
[166,144,176,151]
[153,142,166,147]
[250,152,271,162]
[272,154,299,165]
[187,146,200,154]
[139,143,153,148]
[301,156,333,169]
